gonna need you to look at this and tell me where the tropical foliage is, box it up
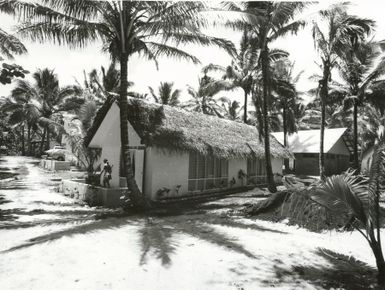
[228,1,307,192]
[149,82,181,107]
[0,0,238,209]
[312,3,374,178]
[1,68,82,155]
[0,27,28,85]
[65,101,101,175]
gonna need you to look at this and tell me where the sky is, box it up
[1,0,385,104]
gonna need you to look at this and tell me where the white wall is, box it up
[228,158,247,187]
[88,102,143,188]
[271,158,283,175]
[149,147,189,200]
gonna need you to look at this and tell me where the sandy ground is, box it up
[0,156,380,290]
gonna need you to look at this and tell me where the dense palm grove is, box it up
[2,1,385,287]
[2,2,384,184]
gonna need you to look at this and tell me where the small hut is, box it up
[84,97,291,200]
[272,128,351,176]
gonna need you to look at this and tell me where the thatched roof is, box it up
[84,97,291,159]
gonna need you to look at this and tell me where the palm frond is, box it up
[144,41,200,64]
[0,28,27,59]
[311,170,368,226]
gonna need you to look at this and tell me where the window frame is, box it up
[247,157,267,185]
[188,151,229,192]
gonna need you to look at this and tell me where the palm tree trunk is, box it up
[243,91,248,123]
[46,126,50,150]
[40,127,46,155]
[119,53,147,209]
[319,64,329,180]
[283,106,289,174]
[320,102,326,179]
[261,47,277,193]
[21,125,25,156]
[353,100,359,171]
[27,124,31,156]
[368,238,385,287]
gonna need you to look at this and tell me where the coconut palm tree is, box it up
[203,29,260,123]
[219,97,242,121]
[334,39,385,170]
[81,63,122,104]
[271,60,302,173]
[66,101,101,175]
[149,82,181,106]
[182,75,227,117]
[11,69,82,153]
[225,1,307,192]
[312,3,374,178]
[1,93,40,155]
[0,0,236,209]
[203,33,289,126]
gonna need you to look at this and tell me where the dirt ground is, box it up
[0,156,380,290]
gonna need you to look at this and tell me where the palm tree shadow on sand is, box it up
[271,248,377,290]
[1,209,287,267]
[136,211,288,267]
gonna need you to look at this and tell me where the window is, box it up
[188,152,228,192]
[247,158,267,185]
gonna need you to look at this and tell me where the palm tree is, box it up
[219,97,242,121]
[149,82,181,106]
[312,3,374,178]
[81,63,121,104]
[1,93,40,155]
[227,2,307,192]
[271,59,302,173]
[11,69,82,153]
[203,29,260,123]
[182,75,226,117]
[0,1,236,209]
[315,150,385,287]
[334,39,385,170]
[66,101,101,175]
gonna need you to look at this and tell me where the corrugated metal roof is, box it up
[271,128,347,154]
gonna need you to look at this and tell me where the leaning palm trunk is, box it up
[261,48,277,193]
[119,54,147,209]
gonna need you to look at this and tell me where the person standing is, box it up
[101,159,113,187]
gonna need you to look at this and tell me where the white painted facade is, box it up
[88,102,284,200]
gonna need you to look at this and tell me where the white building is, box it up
[272,128,351,176]
[84,97,291,201]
